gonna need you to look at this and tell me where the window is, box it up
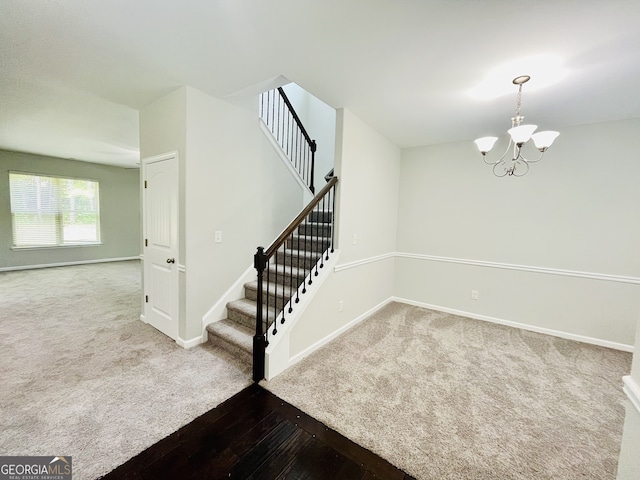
[9,172,101,248]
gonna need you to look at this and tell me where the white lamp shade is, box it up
[474,136,498,153]
[508,124,537,144]
[531,130,559,150]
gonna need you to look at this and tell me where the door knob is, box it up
[166,258,175,264]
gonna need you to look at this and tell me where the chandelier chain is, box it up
[515,83,523,118]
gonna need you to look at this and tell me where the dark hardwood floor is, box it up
[101,383,415,479]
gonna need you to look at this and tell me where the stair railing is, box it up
[260,87,317,194]
[253,176,338,381]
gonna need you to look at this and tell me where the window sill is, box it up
[12,243,103,251]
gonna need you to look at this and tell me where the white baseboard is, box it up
[202,264,254,328]
[266,292,634,381]
[623,376,640,415]
[264,252,342,380]
[177,335,206,349]
[287,296,394,367]
[392,297,634,353]
[0,256,140,272]
[142,314,205,349]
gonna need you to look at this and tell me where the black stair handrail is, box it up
[277,87,314,148]
[259,87,317,194]
[253,176,338,382]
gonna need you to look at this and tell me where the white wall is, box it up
[139,86,187,262]
[394,118,640,347]
[140,86,305,343]
[139,86,188,339]
[183,87,304,341]
[287,108,401,357]
[281,83,336,191]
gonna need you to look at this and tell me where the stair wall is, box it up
[206,209,335,371]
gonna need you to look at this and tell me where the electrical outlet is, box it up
[352,234,357,245]
[215,231,222,243]
[338,300,344,312]
[471,290,479,300]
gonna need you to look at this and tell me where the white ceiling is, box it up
[1,0,639,169]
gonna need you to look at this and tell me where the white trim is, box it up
[287,297,394,367]
[142,150,179,165]
[259,119,313,203]
[176,335,206,349]
[623,376,640,415]
[264,251,341,380]
[177,264,186,273]
[265,251,341,352]
[334,252,394,272]
[202,264,255,327]
[392,296,635,353]
[141,151,180,342]
[0,256,140,272]
[12,243,103,251]
[395,252,640,285]
[334,251,640,284]
[141,313,207,350]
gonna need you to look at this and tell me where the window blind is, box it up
[9,172,101,247]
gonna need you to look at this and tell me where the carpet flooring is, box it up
[264,302,632,480]
[0,261,251,480]
[1,262,633,479]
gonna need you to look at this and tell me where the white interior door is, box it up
[143,153,179,341]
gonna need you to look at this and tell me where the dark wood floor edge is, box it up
[99,382,418,480]
[98,382,260,479]
[258,384,417,479]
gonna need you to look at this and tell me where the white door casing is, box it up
[142,152,179,341]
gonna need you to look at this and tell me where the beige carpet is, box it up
[264,302,632,480]
[0,260,251,480]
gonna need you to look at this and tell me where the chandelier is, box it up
[474,75,559,177]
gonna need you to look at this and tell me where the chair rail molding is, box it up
[397,252,640,285]
[335,251,640,285]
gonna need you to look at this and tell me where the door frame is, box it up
[140,151,180,341]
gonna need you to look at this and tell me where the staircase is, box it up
[206,209,333,365]
[207,86,336,381]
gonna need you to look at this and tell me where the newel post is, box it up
[309,140,317,194]
[253,246,267,382]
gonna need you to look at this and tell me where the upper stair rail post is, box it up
[260,87,316,194]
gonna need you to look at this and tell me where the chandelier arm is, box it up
[519,150,545,163]
[492,161,509,177]
[483,137,514,165]
[512,159,530,177]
